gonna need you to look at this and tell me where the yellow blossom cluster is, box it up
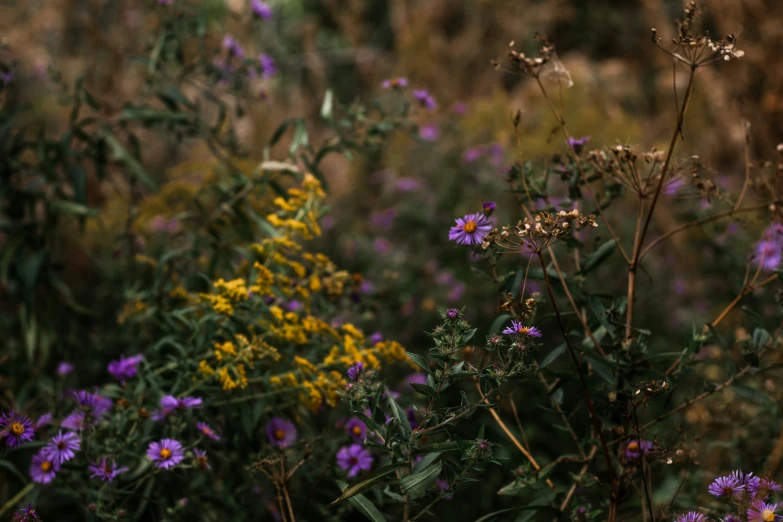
[199,334,281,391]
[117,299,148,325]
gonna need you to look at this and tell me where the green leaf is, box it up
[413,452,441,474]
[289,119,309,156]
[102,133,155,189]
[489,314,512,336]
[539,343,566,369]
[406,352,431,375]
[411,441,461,454]
[336,480,387,522]
[320,90,334,121]
[410,383,439,399]
[330,463,405,504]
[268,119,290,146]
[401,460,442,499]
[580,239,617,275]
[387,390,412,435]
[50,200,97,217]
[589,294,616,339]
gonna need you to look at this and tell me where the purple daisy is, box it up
[72,390,112,416]
[624,439,654,460]
[61,411,88,430]
[259,53,276,78]
[676,513,708,522]
[748,501,783,522]
[34,413,52,432]
[265,417,297,448]
[107,354,144,382]
[43,430,81,464]
[448,212,492,246]
[222,35,245,59]
[160,395,203,414]
[251,0,273,19]
[12,503,39,521]
[56,362,74,376]
[753,223,783,271]
[751,478,783,500]
[412,89,437,110]
[567,136,590,154]
[347,362,365,381]
[369,332,383,345]
[380,77,408,89]
[501,320,543,338]
[193,448,209,470]
[483,201,497,214]
[1,411,34,447]
[344,418,366,441]
[336,444,373,478]
[30,450,59,484]
[708,474,745,499]
[147,439,185,470]
[197,421,221,441]
[88,458,129,482]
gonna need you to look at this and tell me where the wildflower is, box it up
[56,362,74,376]
[676,513,708,522]
[624,439,654,460]
[567,136,590,154]
[370,332,383,344]
[1,411,34,447]
[708,474,745,499]
[748,501,782,522]
[753,223,783,271]
[406,408,419,429]
[419,124,440,141]
[197,421,221,441]
[448,212,492,246]
[436,477,453,500]
[347,362,365,380]
[251,0,272,19]
[30,451,59,484]
[266,417,297,448]
[483,201,496,214]
[463,147,483,163]
[34,414,52,432]
[11,504,39,521]
[88,458,129,482]
[502,320,543,338]
[751,478,783,500]
[412,89,437,110]
[722,516,741,522]
[259,53,276,78]
[445,308,460,319]
[222,35,245,59]
[336,444,373,478]
[61,411,87,430]
[72,390,112,416]
[147,439,185,470]
[345,418,366,441]
[107,354,144,382]
[43,430,80,465]
[380,77,408,89]
[160,395,203,414]
[193,448,209,470]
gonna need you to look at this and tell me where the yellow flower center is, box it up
[10,422,24,435]
[202,427,213,436]
[763,509,775,522]
[160,448,172,459]
[352,426,362,435]
[275,429,286,440]
[40,460,52,472]
[627,441,639,451]
[517,326,530,334]
[463,221,477,234]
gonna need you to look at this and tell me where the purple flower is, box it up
[452,102,467,114]
[61,411,87,430]
[222,35,245,59]
[501,320,543,338]
[251,0,273,19]
[722,516,741,522]
[748,501,783,522]
[395,178,423,192]
[369,332,383,345]
[751,478,782,500]
[147,439,185,470]
[419,124,440,141]
[676,513,708,522]
[107,354,144,382]
[412,89,437,110]
[567,136,590,154]
[197,421,221,441]
[259,53,276,78]
[1,411,34,447]
[193,448,210,470]
[373,238,391,255]
[446,308,460,319]
[30,451,59,484]
[72,390,112,416]
[43,431,81,464]
[753,223,783,271]
[347,362,365,381]
[56,362,74,376]
[11,504,39,521]
[370,208,398,229]
[88,458,129,482]
[448,212,492,246]
[160,395,203,415]
[624,439,654,460]
[483,201,496,214]
[405,373,428,389]
[406,408,419,429]
[664,177,686,196]
[344,418,366,441]
[381,77,408,89]
[34,414,52,432]
[266,417,297,448]
[709,474,745,499]
[732,470,758,489]
[436,477,453,499]
[462,147,483,163]
[336,444,373,478]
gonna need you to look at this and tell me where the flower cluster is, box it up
[676,471,783,521]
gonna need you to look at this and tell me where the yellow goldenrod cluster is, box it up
[117,299,148,325]
[200,334,281,391]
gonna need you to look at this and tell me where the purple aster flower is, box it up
[11,503,39,521]
[405,373,428,388]
[709,474,745,499]
[664,177,686,196]
[435,477,454,499]
[566,136,590,154]
[369,332,383,344]
[624,439,655,460]
[160,395,203,415]
[88,458,129,482]
[30,450,59,484]
[748,501,783,522]
[722,516,741,522]
[107,354,144,382]
[266,417,297,448]
[147,439,185,470]
[72,390,112,416]
[197,421,221,441]
[347,362,365,381]
[222,35,245,59]
[448,212,492,246]
[419,124,440,141]
[61,411,87,430]
[336,444,373,478]
[381,77,408,89]
[344,418,366,441]
[676,513,708,522]
[753,223,783,271]
[251,0,272,19]
[56,362,74,376]
[1,411,34,447]
[412,89,437,110]
[406,407,419,429]
[502,320,543,337]
[43,430,81,464]
[259,53,276,78]
[751,478,782,500]
[731,470,758,489]
[193,448,210,470]
[463,147,483,163]
[34,413,52,432]
[483,201,496,214]
[445,308,460,319]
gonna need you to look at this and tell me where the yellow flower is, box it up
[199,360,215,376]
[294,356,318,375]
